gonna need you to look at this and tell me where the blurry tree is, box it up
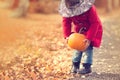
[106,0,120,12]
[29,0,60,13]
[106,0,112,12]
[29,0,39,13]
[113,0,120,8]
[11,0,19,9]
[95,0,120,13]
[10,0,29,18]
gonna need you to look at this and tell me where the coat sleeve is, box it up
[86,6,102,41]
[62,17,72,39]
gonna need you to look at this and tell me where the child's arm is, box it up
[62,17,72,39]
[86,6,102,41]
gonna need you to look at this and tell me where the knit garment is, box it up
[59,0,95,17]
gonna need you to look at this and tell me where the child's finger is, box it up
[83,39,90,50]
[66,37,69,43]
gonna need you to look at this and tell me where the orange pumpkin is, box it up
[68,33,86,51]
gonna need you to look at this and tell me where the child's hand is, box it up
[84,39,91,50]
[66,37,69,43]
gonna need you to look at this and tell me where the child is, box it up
[59,0,103,74]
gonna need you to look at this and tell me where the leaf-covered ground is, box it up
[0,2,120,80]
[0,6,73,80]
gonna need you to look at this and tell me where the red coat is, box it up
[62,6,103,47]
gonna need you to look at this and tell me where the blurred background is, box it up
[0,0,120,14]
[0,0,120,80]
